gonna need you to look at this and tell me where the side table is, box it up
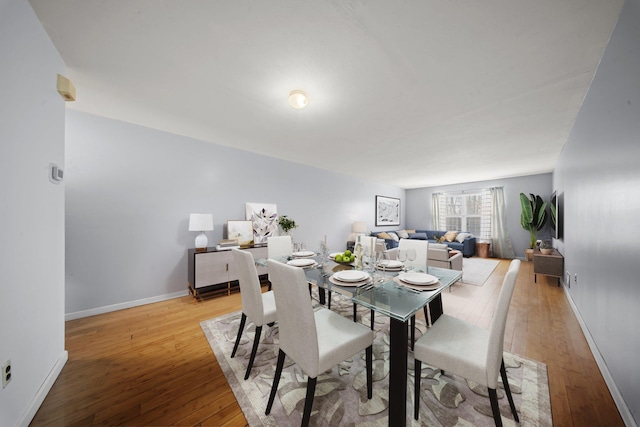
[476,242,490,258]
[533,248,564,286]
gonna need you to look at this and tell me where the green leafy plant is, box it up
[277,215,298,233]
[519,193,547,249]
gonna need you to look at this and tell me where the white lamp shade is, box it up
[189,214,214,231]
[189,214,213,249]
[352,221,367,234]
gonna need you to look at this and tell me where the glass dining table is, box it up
[257,255,462,427]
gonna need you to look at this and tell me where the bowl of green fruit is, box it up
[330,250,355,265]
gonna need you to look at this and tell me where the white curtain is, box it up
[432,193,441,229]
[490,187,515,259]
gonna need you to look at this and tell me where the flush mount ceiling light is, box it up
[288,90,308,109]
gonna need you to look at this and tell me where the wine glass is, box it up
[362,253,373,275]
[397,249,407,271]
[406,248,417,271]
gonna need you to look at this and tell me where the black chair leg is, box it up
[414,359,422,420]
[370,309,375,330]
[328,291,332,309]
[353,303,357,322]
[302,376,317,427]
[366,346,373,399]
[266,349,286,415]
[488,387,503,427]
[244,325,262,380]
[501,359,519,422]
[410,316,415,350]
[231,313,247,358]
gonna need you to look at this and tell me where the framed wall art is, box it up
[227,220,254,246]
[245,202,278,244]
[375,195,400,226]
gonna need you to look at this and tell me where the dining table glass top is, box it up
[257,254,462,322]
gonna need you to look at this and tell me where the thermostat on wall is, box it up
[49,163,64,184]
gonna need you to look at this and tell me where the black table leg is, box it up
[388,317,408,426]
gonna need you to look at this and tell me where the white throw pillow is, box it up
[396,230,409,239]
[455,232,472,243]
[388,232,400,242]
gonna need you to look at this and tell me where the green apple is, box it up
[344,250,352,258]
[335,254,343,262]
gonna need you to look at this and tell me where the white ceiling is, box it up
[29,0,623,189]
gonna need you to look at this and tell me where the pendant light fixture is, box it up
[288,90,308,109]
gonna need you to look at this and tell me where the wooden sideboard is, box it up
[187,245,268,299]
[533,247,564,286]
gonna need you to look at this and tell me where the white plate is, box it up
[292,250,315,258]
[333,270,369,282]
[287,258,316,267]
[393,276,440,291]
[398,272,438,285]
[329,275,371,287]
[375,266,403,272]
[377,260,403,269]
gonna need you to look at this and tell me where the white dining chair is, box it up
[413,259,521,426]
[267,235,292,260]
[357,235,377,258]
[230,249,277,380]
[398,238,428,271]
[265,259,374,427]
[267,235,293,290]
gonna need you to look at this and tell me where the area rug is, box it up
[200,296,552,426]
[460,257,500,286]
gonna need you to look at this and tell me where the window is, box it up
[434,189,492,239]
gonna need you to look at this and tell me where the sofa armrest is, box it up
[449,252,463,270]
[461,237,476,257]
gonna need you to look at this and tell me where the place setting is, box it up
[291,242,315,258]
[329,270,373,290]
[393,272,441,292]
[286,258,318,269]
[375,259,404,272]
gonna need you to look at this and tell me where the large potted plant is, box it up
[519,193,547,261]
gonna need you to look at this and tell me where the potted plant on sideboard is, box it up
[519,193,547,261]
[278,215,298,236]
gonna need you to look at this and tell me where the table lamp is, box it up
[349,221,367,241]
[189,213,214,251]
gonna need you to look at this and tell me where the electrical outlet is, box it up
[574,274,578,286]
[2,360,11,388]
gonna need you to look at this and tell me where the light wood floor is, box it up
[30,260,625,426]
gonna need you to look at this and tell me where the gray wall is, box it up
[65,110,404,316]
[553,0,639,423]
[0,0,67,425]
[405,174,552,258]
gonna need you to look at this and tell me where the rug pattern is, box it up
[201,295,552,426]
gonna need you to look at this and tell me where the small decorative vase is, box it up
[540,240,553,255]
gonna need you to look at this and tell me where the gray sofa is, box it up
[372,229,476,257]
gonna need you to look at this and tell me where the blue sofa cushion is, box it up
[408,232,428,240]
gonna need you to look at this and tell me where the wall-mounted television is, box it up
[551,191,563,240]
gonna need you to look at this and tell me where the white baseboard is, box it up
[18,350,68,427]
[65,290,189,321]
[562,285,636,427]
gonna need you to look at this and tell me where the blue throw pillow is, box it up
[408,232,428,240]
